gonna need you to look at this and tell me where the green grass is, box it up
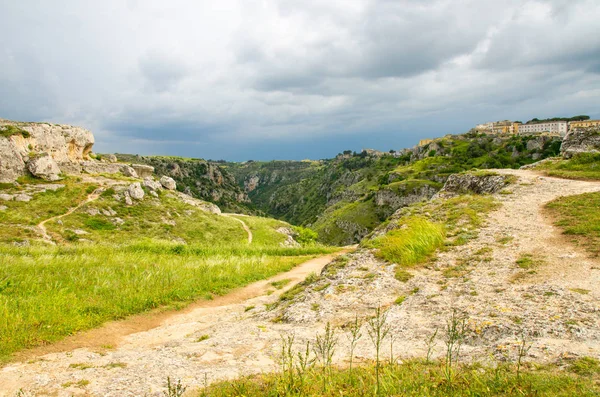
[516,253,544,269]
[546,192,600,256]
[0,125,30,139]
[0,243,334,362]
[200,359,600,396]
[366,216,445,269]
[534,153,600,181]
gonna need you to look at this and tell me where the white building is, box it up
[519,121,568,136]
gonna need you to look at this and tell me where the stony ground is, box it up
[1,170,599,396]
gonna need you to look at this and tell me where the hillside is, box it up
[227,132,562,244]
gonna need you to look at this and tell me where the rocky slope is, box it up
[228,133,562,244]
[114,154,250,214]
[2,170,599,396]
[561,127,600,158]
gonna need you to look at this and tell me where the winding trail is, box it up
[3,170,600,396]
[0,248,354,396]
[221,213,253,244]
[35,188,103,243]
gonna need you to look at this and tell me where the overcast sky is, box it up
[1,0,599,160]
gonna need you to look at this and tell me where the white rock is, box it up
[0,194,13,201]
[160,176,177,190]
[128,182,145,200]
[124,191,133,206]
[0,205,7,211]
[150,191,159,198]
[87,208,100,216]
[120,165,139,178]
[27,152,62,181]
[14,194,32,202]
[106,154,117,163]
[143,177,162,192]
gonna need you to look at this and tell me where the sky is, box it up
[1,0,599,161]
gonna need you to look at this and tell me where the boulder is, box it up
[436,172,512,196]
[106,154,118,163]
[120,165,139,178]
[143,177,162,192]
[27,153,62,181]
[160,176,177,190]
[81,161,120,174]
[561,127,600,158]
[14,194,32,202]
[0,194,14,201]
[131,164,154,178]
[124,191,133,206]
[128,182,145,200]
[0,136,27,183]
[0,205,7,211]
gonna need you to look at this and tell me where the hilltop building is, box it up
[519,121,567,136]
[569,119,600,129]
[475,120,520,134]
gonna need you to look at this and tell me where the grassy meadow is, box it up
[546,191,600,256]
[534,153,600,181]
[200,358,600,397]
[0,177,336,362]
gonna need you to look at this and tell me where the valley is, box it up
[1,119,600,395]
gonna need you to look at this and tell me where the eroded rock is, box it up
[27,153,62,181]
[160,176,177,190]
[561,127,600,158]
[128,183,145,200]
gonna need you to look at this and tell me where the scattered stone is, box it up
[150,191,158,198]
[143,177,162,192]
[87,208,100,216]
[14,194,32,202]
[106,154,118,163]
[128,183,145,201]
[72,229,88,235]
[113,217,125,225]
[120,165,139,178]
[0,194,13,201]
[57,219,63,225]
[101,208,117,217]
[27,153,62,181]
[12,240,30,247]
[124,191,133,206]
[0,205,7,211]
[160,176,177,190]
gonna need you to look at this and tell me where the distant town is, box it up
[473,115,599,137]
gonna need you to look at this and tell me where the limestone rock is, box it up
[124,192,133,206]
[0,205,6,211]
[27,153,62,181]
[0,120,95,182]
[120,165,139,178]
[160,176,177,190]
[81,161,120,174]
[561,127,600,158]
[0,194,13,201]
[143,177,162,192]
[106,154,117,163]
[436,172,512,197]
[15,194,32,202]
[131,164,154,178]
[174,191,221,214]
[128,183,145,200]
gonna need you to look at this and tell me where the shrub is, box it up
[293,226,318,244]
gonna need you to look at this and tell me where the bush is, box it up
[293,226,318,244]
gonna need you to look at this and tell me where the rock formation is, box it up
[27,153,62,181]
[436,172,512,197]
[160,176,177,190]
[561,127,600,158]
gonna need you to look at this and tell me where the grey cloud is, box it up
[138,51,189,92]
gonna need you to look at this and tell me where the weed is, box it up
[394,296,406,305]
[196,334,210,342]
[163,377,187,397]
[344,315,363,381]
[569,357,600,376]
[444,309,467,384]
[570,288,590,295]
[244,305,255,312]
[367,306,391,395]
[270,279,291,289]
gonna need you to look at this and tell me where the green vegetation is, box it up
[200,359,600,396]
[0,125,31,139]
[367,217,445,268]
[516,253,544,269]
[228,133,555,244]
[546,192,600,256]
[526,115,589,124]
[534,153,600,181]
[0,243,331,361]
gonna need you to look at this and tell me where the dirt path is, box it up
[0,249,353,396]
[35,189,103,243]
[221,214,253,244]
[3,170,600,396]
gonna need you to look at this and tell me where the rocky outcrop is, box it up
[120,165,138,178]
[160,176,177,190]
[561,127,600,158]
[0,120,94,182]
[131,164,154,178]
[27,153,62,181]
[143,177,162,192]
[128,183,145,200]
[436,172,512,197]
[174,191,221,214]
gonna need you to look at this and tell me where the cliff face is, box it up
[561,127,600,158]
[0,120,95,182]
[114,155,250,213]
